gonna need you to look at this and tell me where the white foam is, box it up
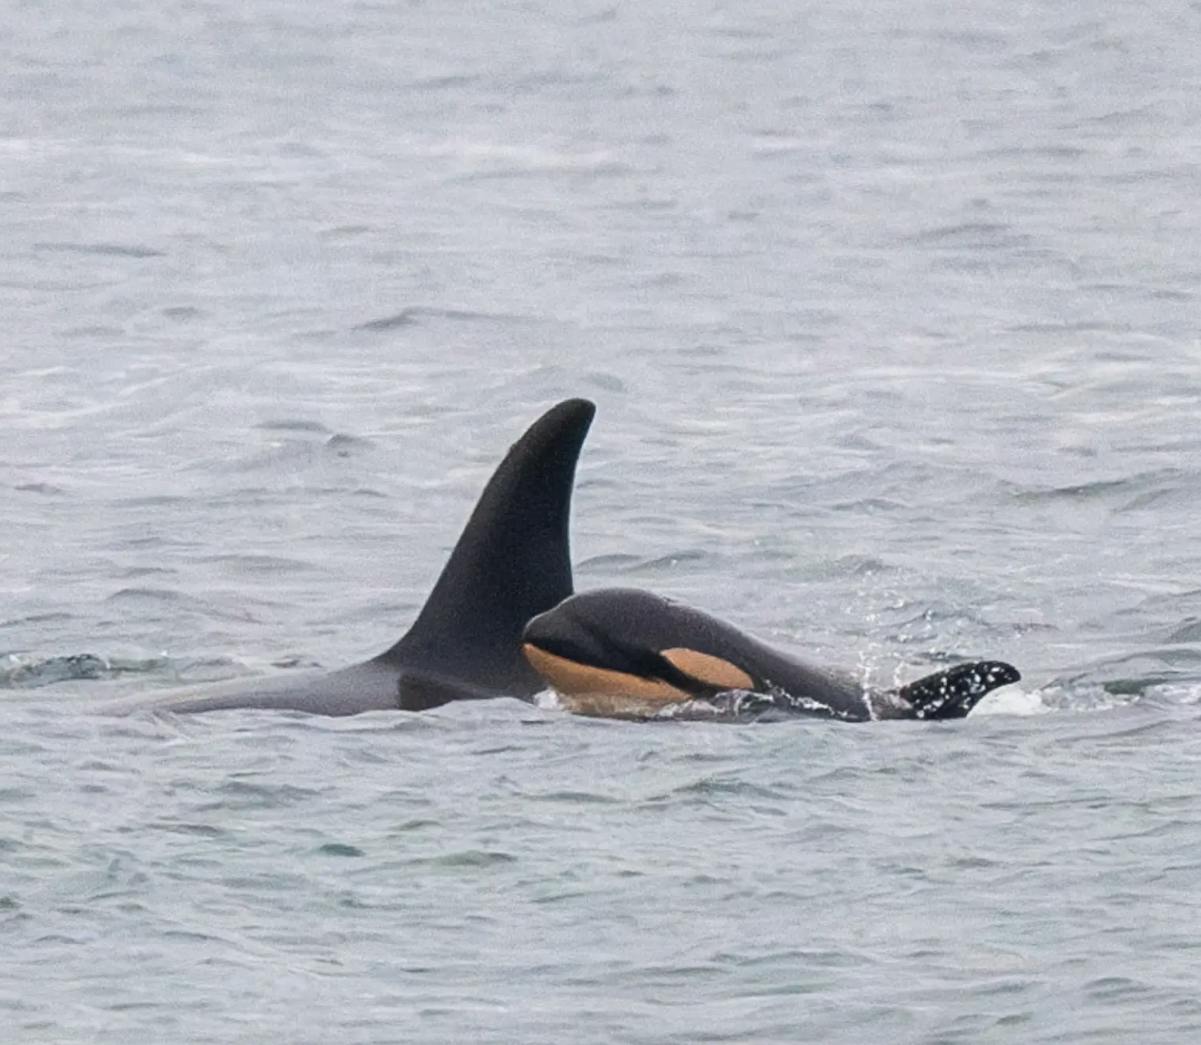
[1146,683,1201,706]
[533,688,564,711]
[970,685,1049,717]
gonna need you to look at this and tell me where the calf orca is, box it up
[100,399,596,716]
[522,588,1020,722]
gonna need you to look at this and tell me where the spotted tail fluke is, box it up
[896,661,1021,720]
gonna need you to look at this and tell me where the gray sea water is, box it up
[4,1,1201,1041]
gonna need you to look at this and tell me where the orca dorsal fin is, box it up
[377,399,595,696]
[895,660,1021,719]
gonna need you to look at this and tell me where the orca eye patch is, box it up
[660,648,754,691]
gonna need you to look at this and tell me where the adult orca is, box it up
[100,399,596,716]
[521,588,1020,722]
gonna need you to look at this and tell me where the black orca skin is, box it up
[100,399,595,716]
[522,587,1021,722]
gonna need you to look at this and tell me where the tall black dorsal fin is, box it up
[377,399,596,696]
[896,661,1021,720]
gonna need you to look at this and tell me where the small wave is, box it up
[197,553,315,574]
[1034,681,1149,714]
[906,222,1030,249]
[654,774,789,802]
[400,73,481,92]
[319,224,370,239]
[0,652,169,690]
[206,781,323,811]
[105,586,185,604]
[103,587,262,624]
[584,371,626,393]
[14,482,66,496]
[325,433,374,457]
[889,602,993,633]
[117,567,177,580]
[625,550,712,573]
[354,306,531,332]
[1010,477,1136,504]
[416,850,517,869]
[524,789,623,805]
[834,554,893,578]
[315,842,365,858]
[161,305,202,320]
[1145,682,1201,707]
[110,494,190,508]
[147,821,230,839]
[254,419,331,434]
[34,241,165,258]
[830,496,908,513]
[577,553,643,571]
[0,611,73,630]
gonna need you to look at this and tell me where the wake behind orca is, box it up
[522,588,1020,722]
[100,399,596,716]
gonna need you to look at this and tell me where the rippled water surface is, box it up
[4,1,1201,1041]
